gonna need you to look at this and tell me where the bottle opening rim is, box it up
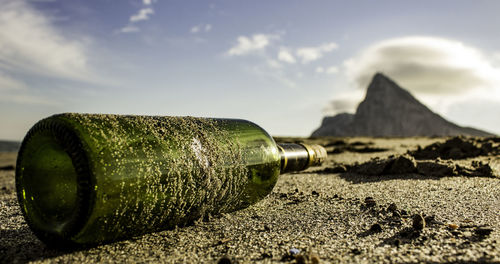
[15,118,94,246]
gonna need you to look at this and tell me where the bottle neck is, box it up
[277,143,327,174]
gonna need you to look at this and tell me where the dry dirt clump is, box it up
[317,155,498,178]
[314,136,499,178]
[349,155,417,175]
[324,140,390,154]
[410,136,500,160]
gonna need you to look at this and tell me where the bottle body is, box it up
[16,113,281,245]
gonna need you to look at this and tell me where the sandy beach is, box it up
[1,137,499,263]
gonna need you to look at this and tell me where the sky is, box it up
[1,0,500,141]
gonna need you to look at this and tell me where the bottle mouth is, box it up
[16,118,93,246]
[277,143,327,173]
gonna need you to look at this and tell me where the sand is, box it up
[1,137,499,263]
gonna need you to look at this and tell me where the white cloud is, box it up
[323,99,358,114]
[296,42,338,64]
[493,52,500,67]
[278,48,296,64]
[0,0,102,108]
[191,25,200,33]
[494,52,500,60]
[226,35,341,88]
[316,66,338,75]
[326,66,339,74]
[0,0,91,80]
[227,34,278,56]
[130,8,154,22]
[322,90,365,115]
[344,36,500,95]
[119,1,157,34]
[191,23,212,34]
[120,25,140,33]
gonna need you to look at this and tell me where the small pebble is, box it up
[364,197,376,207]
[217,238,232,245]
[295,255,306,264]
[424,215,436,224]
[475,228,493,237]
[0,165,14,170]
[394,239,401,247]
[217,256,232,264]
[448,223,459,230]
[312,190,319,196]
[369,223,383,233]
[400,229,412,238]
[351,248,361,255]
[310,254,320,264]
[289,248,300,255]
[392,211,402,218]
[412,214,426,231]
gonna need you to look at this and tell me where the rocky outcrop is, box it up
[312,73,493,137]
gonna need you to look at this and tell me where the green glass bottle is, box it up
[16,113,326,246]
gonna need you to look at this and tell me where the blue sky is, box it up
[1,0,500,140]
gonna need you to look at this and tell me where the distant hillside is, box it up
[0,140,21,152]
[312,73,494,137]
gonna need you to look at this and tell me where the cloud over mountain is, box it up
[344,36,500,95]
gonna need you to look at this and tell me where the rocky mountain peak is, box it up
[364,73,419,105]
[312,73,493,137]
